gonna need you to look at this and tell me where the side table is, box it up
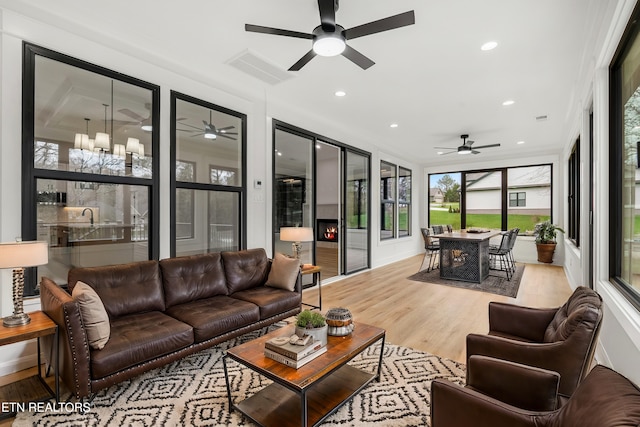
[0,311,59,419]
[301,265,322,311]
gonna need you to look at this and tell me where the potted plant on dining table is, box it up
[534,221,565,263]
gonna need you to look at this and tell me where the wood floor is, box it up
[303,254,572,363]
[0,255,571,425]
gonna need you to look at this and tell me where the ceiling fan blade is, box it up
[245,24,313,39]
[289,50,317,71]
[219,132,238,136]
[118,108,145,122]
[317,0,336,31]
[217,126,236,132]
[341,45,375,69]
[434,146,455,150]
[176,128,197,133]
[218,134,237,140]
[472,144,501,149]
[472,150,481,154]
[344,10,415,40]
[190,133,205,137]
[438,151,457,155]
[179,122,203,131]
[466,140,475,146]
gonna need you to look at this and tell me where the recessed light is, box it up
[335,90,346,97]
[277,152,282,156]
[502,100,515,106]
[481,41,498,51]
[517,140,525,145]
[390,123,398,128]
[437,151,444,155]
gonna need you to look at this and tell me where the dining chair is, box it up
[489,231,513,280]
[420,228,440,272]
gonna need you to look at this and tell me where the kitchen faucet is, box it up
[81,207,94,226]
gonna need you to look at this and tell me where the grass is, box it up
[429,210,549,232]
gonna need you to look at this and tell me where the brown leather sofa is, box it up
[466,286,602,404]
[431,355,640,426]
[40,248,302,399]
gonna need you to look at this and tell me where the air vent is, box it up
[536,115,549,121]
[226,50,293,85]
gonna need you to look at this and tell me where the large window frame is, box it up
[428,164,553,232]
[609,3,640,311]
[568,138,580,246]
[170,91,247,257]
[22,43,160,294]
[380,161,397,240]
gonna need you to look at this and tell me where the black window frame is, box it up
[568,138,580,247]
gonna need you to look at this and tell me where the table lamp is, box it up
[0,240,48,327]
[280,227,314,261]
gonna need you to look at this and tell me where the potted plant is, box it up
[534,221,565,263]
[295,309,328,346]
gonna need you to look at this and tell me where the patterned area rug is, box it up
[14,328,465,426]
[407,264,525,297]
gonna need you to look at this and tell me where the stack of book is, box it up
[264,335,327,369]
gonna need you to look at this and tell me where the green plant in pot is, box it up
[295,309,328,346]
[534,221,565,263]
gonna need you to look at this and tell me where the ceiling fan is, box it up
[245,0,415,71]
[177,111,238,140]
[118,103,153,132]
[435,134,501,156]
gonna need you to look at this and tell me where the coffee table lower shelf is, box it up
[233,364,375,427]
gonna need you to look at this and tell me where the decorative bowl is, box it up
[325,307,354,336]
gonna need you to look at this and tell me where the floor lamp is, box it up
[0,240,49,327]
[280,227,314,263]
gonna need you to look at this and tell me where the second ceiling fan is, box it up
[435,134,501,156]
[245,0,415,71]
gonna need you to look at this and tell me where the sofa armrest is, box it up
[431,379,536,427]
[488,302,557,341]
[40,277,92,399]
[467,355,560,411]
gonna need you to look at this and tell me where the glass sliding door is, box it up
[345,150,370,273]
[273,128,314,266]
[315,141,341,280]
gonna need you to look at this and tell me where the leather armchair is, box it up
[431,357,640,427]
[466,286,602,403]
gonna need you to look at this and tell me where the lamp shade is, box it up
[94,132,110,150]
[280,227,314,242]
[0,241,48,269]
[126,137,140,154]
[113,144,126,158]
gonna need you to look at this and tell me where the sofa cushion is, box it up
[68,260,165,319]
[221,248,270,294]
[166,296,260,343]
[160,252,228,308]
[265,252,300,292]
[72,281,110,350]
[90,311,193,380]
[232,287,302,319]
[544,286,602,342]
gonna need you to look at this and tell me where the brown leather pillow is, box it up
[72,281,110,350]
[265,253,300,292]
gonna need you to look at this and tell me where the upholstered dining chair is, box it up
[420,228,440,272]
[466,286,603,405]
[431,357,640,427]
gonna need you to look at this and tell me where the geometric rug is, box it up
[13,328,465,427]
[407,264,525,298]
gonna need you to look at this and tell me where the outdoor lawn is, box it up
[430,204,548,233]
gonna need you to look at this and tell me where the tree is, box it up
[437,174,460,202]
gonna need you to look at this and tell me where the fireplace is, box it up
[317,219,339,242]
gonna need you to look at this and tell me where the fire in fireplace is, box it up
[317,219,339,242]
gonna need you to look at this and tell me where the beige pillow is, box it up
[265,253,300,292]
[72,281,110,350]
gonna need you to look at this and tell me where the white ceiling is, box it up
[3,0,603,166]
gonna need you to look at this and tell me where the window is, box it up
[610,7,640,309]
[23,43,159,295]
[568,139,580,246]
[171,92,246,257]
[428,165,552,233]
[380,161,396,240]
[509,192,526,207]
[398,167,412,237]
[380,162,412,239]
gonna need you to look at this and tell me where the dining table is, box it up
[433,230,502,283]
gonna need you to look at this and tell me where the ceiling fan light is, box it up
[313,36,346,57]
[458,150,472,155]
[141,124,152,132]
[204,131,217,139]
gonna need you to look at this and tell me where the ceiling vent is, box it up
[536,115,549,121]
[226,49,293,85]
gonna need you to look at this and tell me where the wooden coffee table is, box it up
[223,322,385,427]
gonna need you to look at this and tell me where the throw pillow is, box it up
[72,281,110,350]
[265,252,300,292]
